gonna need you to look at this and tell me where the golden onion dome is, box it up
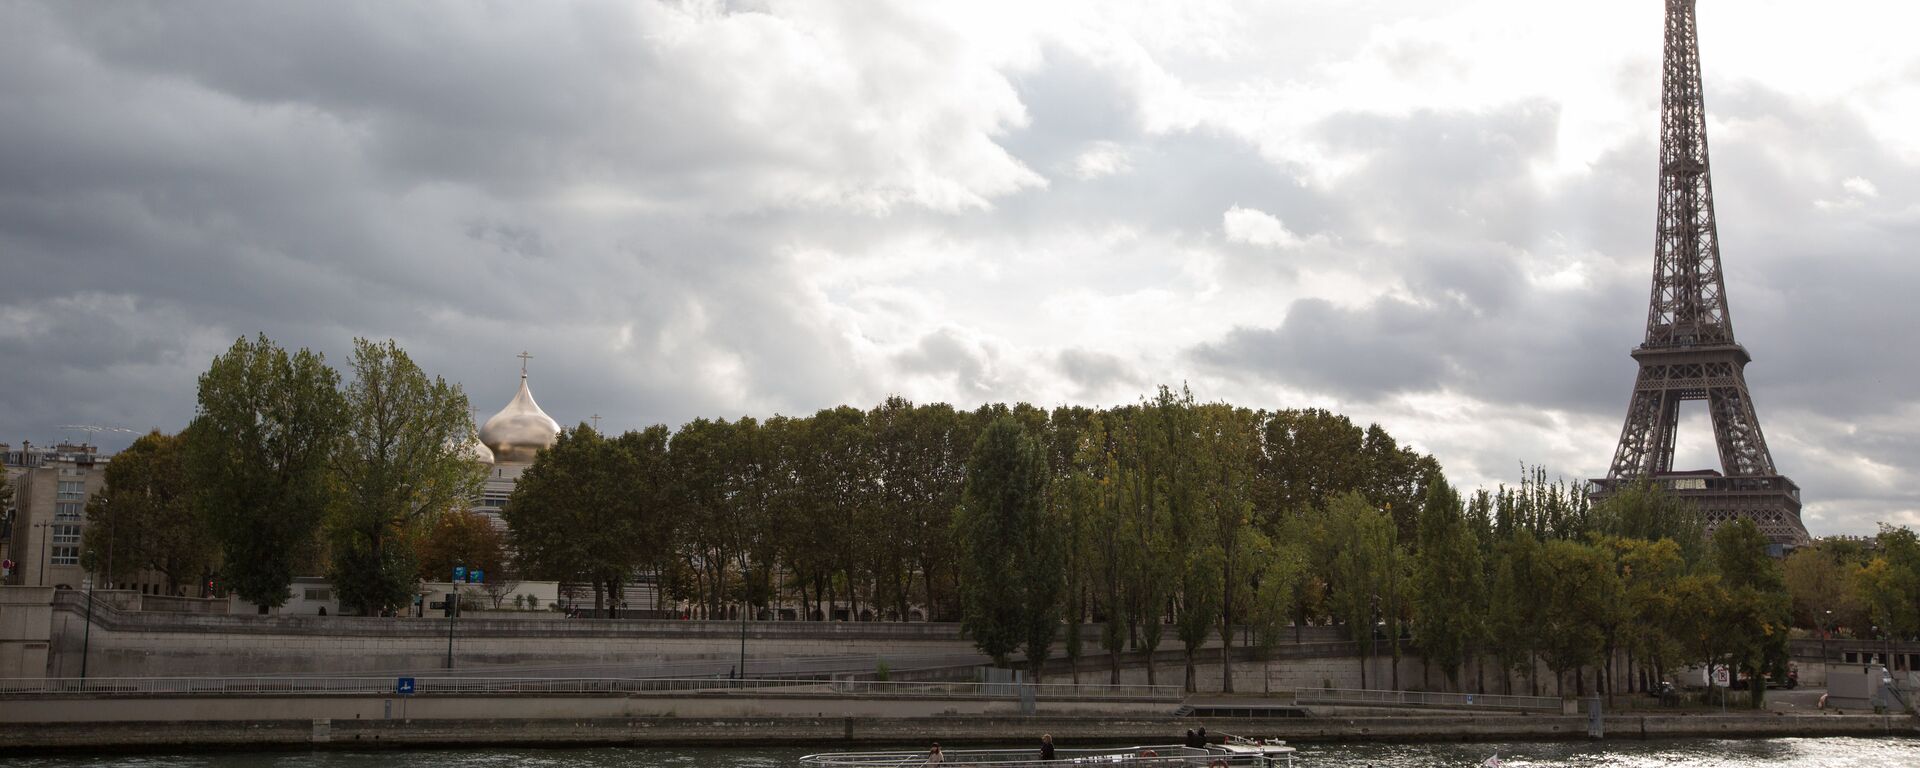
[465,431,495,466]
[479,374,559,464]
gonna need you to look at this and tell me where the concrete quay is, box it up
[1,700,1913,753]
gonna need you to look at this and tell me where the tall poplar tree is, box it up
[955,416,1062,674]
[1413,471,1482,690]
[1326,491,1394,689]
[188,334,343,608]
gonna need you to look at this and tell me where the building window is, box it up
[52,524,81,544]
[55,502,84,521]
[51,545,80,566]
[57,480,85,499]
[304,588,332,601]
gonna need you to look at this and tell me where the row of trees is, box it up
[497,382,1817,699]
[83,334,483,614]
[503,387,1437,668]
[945,402,1799,701]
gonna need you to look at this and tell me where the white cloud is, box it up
[1069,141,1134,180]
[4,0,1919,534]
[1221,205,1303,249]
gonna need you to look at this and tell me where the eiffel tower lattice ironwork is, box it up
[1591,0,1808,548]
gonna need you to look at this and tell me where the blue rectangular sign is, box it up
[469,569,484,584]
[396,677,415,695]
[452,566,466,582]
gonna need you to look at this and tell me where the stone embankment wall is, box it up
[0,693,1173,723]
[40,590,1303,677]
[0,587,54,678]
[2,711,1911,752]
[45,600,987,676]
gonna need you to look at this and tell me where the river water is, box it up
[5,739,1919,767]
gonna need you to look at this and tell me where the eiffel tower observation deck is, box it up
[1590,0,1810,549]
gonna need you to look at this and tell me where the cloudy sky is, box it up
[3,0,1916,535]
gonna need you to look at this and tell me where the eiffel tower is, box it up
[1590,0,1809,548]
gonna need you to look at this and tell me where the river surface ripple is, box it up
[4,739,1918,768]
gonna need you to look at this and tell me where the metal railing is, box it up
[0,676,1180,701]
[1293,687,1562,713]
[802,747,1291,768]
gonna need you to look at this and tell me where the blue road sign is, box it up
[469,569,484,584]
[453,566,466,582]
[396,677,415,696]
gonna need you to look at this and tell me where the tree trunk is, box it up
[1109,648,1121,685]
[1183,647,1196,693]
[1390,634,1401,691]
[1221,628,1235,693]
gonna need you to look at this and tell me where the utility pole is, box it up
[445,592,458,670]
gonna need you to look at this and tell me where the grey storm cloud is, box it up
[3,0,1917,533]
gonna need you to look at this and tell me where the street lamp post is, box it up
[737,562,749,683]
[446,564,466,670]
[445,591,458,670]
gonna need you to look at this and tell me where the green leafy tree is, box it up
[327,338,483,616]
[1245,530,1304,693]
[1198,403,1261,693]
[1783,542,1865,633]
[1174,535,1223,692]
[1590,479,1706,563]
[670,416,753,617]
[954,416,1063,674]
[187,334,343,608]
[872,398,968,621]
[414,507,507,585]
[1611,536,1686,694]
[1710,519,1791,708]
[1254,408,1365,528]
[1413,471,1482,691]
[1534,538,1619,697]
[83,430,218,594]
[506,424,672,614]
[1853,525,1920,652]
[1487,529,1545,695]
[1325,491,1394,689]
[1670,570,1730,702]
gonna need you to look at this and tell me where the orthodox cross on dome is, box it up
[516,351,533,376]
[591,414,602,431]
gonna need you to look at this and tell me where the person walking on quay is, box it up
[1039,734,1056,761]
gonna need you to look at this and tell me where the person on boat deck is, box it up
[1195,727,1207,745]
[924,744,943,765]
[1040,734,1056,760]
[1184,730,1196,748]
